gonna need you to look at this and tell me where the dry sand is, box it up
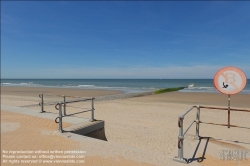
[1,87,250,165]
[126,91,250,108]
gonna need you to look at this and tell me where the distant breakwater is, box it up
[95,91,154,101]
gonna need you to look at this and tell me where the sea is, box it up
[1,79,250,94]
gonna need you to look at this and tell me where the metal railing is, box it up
[39,93,95,133]
[39,93,88,113]
[173,105,250,164]
[39,93,65,113]
[54,97,95,133]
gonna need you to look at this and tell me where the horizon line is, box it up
[2,78,217,79]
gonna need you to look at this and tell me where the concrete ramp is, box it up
[1,105,107,140]
[63,120,107,141]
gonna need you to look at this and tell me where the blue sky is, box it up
[1,1,250,79]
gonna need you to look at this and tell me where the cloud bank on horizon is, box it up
[2,1,250,79]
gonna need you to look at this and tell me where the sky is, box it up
[1,1,250,79]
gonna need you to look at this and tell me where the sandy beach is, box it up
[1,86,250,166]
[2,1,250,165]
[1,86,122,97]
[127,91,250,108]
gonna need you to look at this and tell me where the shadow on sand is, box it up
[186,137,210,164]
[185,136,250,164]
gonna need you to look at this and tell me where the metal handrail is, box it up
[174,105,198,164]
[39,93,93,113]
[63,98,94,104]
[39,93,95,133]
[180,106,196,117]
[39,101,58,106]
[197,106,250,112]
[63,109,93,117]
[183,121,196,136]
[54,98,93,110]
[55,97,95,133]
[42,94,61,97]
[39,93,64,113]
[174,105,250,164]
[42,93,87,98]
[199,121,250,129]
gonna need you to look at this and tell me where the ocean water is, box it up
[1,79,250,94]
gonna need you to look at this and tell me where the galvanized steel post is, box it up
[91,98,94,122]
[40,93,44,113]
[59,102,63,133]
[174,115,186,163]
[228,95,230,128]
[195,105,200,140]
[178,116,184,160]
[63,95,66,116]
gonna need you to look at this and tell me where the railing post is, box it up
[40,93,45,113]
[228,95,230,128]
[63,95,66,116]
[173,115,186,163]
[91,97,95,122]
[179,116,184,160]
[59,102,63,133]
[195,105,200,140]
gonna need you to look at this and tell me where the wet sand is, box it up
[1,86,122,97]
